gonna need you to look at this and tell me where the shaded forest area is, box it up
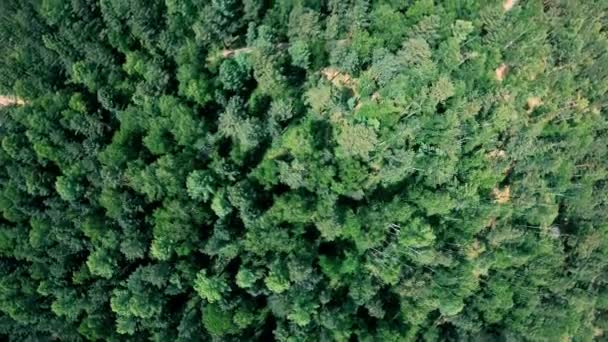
[1,0,608,340]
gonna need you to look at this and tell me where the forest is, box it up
[0,0,607,340]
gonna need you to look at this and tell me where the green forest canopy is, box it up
[1,0,608,340]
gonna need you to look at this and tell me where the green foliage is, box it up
[219,55,251,91]
[194,270,229,303]
[202,303,236,336]
[0,0,607,340]
[186,170,216,202]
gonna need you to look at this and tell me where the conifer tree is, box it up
[1,0,608,340]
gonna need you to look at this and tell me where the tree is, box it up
[219,55,251,91]
[1,0,608,340]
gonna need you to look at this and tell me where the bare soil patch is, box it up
[495,64,509,81]
[0,96,24,107]
[503,0,518,12]
[493,186,511,204]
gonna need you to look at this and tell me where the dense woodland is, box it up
[0,0,608,340]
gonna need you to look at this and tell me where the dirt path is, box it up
[0,96,24,107]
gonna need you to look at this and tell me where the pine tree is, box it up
[0,0,607,340]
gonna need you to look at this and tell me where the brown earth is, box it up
[526,96,543,112]
[503,0,518,12]
[495,64,509,81]
[493,186,511,204]
[0,96,25,107]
